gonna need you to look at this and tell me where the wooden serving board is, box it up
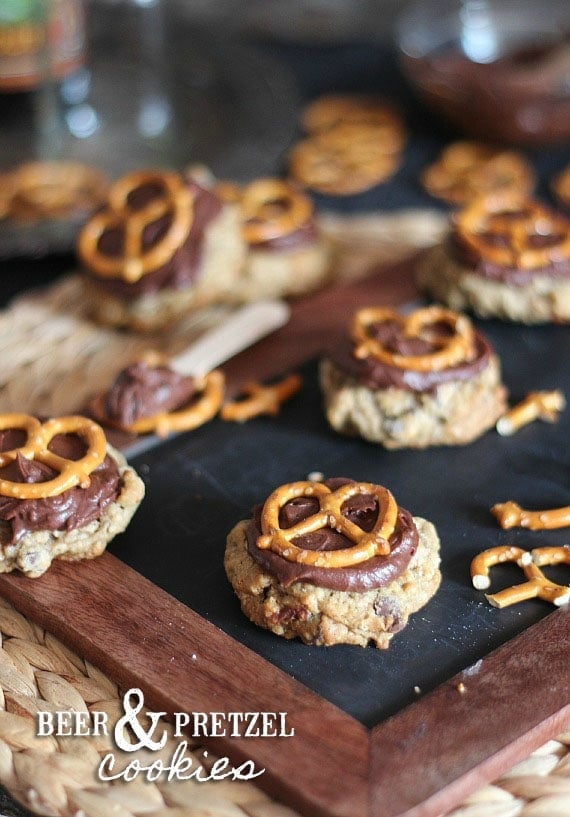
[0,259,568,817]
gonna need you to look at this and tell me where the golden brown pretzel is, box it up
[491,501,570,530]
[93,368,225,438]
[78,170,193,282]
[0,414,107,499]
[421,142,534,205]
[240,179,313,244]
[288,128,400,196]
[350,305,475,372]
[455,194,570,270]
[257,480,398,568]
[496,390,565,436]
[221,374,302,423]
[470,545,570,608]
[5,161,109,221]
[301,94,404,145]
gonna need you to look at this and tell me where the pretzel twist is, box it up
[94,369,225,438]
[220,374,302,423]
[470,545,570,608]
[257,480,398,568]
[421,142,534,205]
[0,414,107,499]
[491,501,570,530]
[240,179,313,244]
[455,194,570,270]
[78,170,193,283]
[350,306,475,372]
[496,390,565,436]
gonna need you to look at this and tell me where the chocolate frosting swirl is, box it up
[84,180,223,298]
[328,321,493,393]
[0,430,120,544]
[102,361,196,427]
[246,478,418,591]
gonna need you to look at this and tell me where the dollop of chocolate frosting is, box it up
[102,361,196,427]
[85,180,223,298]
[246,477,418,592]
[0,430,120,544]
[450,217,570,285]
[328,320,493,393]
[248,219,320,252]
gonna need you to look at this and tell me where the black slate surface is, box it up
[112,317,570,729]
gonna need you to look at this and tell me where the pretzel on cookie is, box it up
[491,501,570,531]
[496,390,565,436]
[78,170,193,283]
[455,193,570,270]
[470,545,570,608]
[221,374,302,423]
[95,368,225,438]
[257,480,398,568]
[350,306,475,372]
[239,179,313,245]
[421,142,534,205]
[0,414,107,499]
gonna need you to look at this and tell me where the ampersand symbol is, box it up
[114,688,167,753]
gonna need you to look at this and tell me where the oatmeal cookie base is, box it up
[0,444,145,578]
[85,204,246,332]
[224,516,441,648]
[320,355,507,449]
[416,242,570,324]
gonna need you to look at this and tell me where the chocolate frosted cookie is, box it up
[224,478,441,648]
[78,169,246,332]
[416,195,570,324]
[219,178,331,301]
[320,305,507,449]
[0,414,144,577]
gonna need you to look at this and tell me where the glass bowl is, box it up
[396,0,570,145]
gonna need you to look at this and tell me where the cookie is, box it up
[289,94,405,196]
[224,478,441,648]
[421,141,535,205]
[0,414,144,577]
[229,178,332,300]
[78,169,246,332]
[0,161,109,222]
[417,194,570,323]
[320,305,507,448]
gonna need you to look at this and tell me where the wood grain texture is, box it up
[0,257,568,817]
[0,554,368,817]
[371,606,570,817]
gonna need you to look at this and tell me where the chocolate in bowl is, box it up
[397,0,570,145]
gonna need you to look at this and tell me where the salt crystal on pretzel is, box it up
[257,480,398,568]
[496,389,565,436]
[0,414,107,499]
[491,501,570,531]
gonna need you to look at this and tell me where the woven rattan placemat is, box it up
[0,595,566,817]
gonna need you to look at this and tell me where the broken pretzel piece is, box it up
[496,389,565,436]
[221,374,302,423]
[491,501,570,531]
[471,545,570,608]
